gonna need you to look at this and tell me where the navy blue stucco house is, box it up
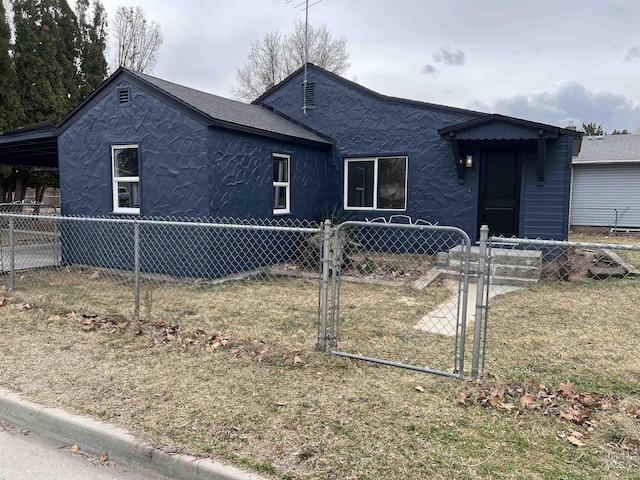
[55,63,581,244]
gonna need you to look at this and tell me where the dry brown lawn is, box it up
[0,267,638,479]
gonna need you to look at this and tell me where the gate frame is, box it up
[318,221,472,379]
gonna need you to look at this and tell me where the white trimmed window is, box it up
[112,145,140,214]
[344,156,407,210]
[273,153,290,214]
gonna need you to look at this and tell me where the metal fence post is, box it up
[133,220,140,318]
[471,225,489,378]
[317,219,331,351]
[8,216,15,292]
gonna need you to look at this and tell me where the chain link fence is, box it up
[477,232,640,384]
[570,206,640,233]
[324,221,472,378]
[0,213,323,359]
[5,211,635,382]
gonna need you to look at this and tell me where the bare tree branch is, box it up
[234,20,349,102]
[112,6,162,73]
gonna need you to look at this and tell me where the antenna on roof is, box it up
[288,0,324,114]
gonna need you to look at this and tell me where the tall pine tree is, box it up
[12,0,81,124]
[0,0,25,131]
[55,0,80,109]
[76,0,107,100]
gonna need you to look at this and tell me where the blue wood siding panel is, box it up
[456,122,543,141]
[520,139,571,240]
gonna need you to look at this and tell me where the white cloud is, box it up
[471,82,640,132]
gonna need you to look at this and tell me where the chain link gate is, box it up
[318,221,472,378]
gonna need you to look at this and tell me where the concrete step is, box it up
[448,245,542,267]
[449,259,541,280]
[437,266,541,286]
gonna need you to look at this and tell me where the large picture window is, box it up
[273,153,290,214]
[112,145,140,214]
[344,156,407,210]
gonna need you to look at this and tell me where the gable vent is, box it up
[118,88,130,105]
[302,82,316,109]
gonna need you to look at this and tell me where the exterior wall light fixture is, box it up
[465,154,473,168]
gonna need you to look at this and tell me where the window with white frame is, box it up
[273,153,290,214]
[112,145,140,214]
[344,156,407,210]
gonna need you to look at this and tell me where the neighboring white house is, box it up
[571,134,640,232]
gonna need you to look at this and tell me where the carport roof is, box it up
[0,121,59,167]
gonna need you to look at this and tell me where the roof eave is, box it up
[253,63,490,118]
[0,126,58,145]
[207,118,332,148]
[438,114,584,138]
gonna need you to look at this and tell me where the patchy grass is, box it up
[570,233,640,269]
[0,268,638,479]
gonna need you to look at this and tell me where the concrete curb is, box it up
[0,387,265,480]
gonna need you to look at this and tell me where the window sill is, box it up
[344,207,407,212]
[273,209,291,216]
[110,211,141,216]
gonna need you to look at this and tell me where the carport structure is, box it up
[0,121,59,168]
[0,122,61,281]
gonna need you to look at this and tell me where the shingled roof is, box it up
[56,68,331,147]
[129,70,331,146]
[573,134,640,164]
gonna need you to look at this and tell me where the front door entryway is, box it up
[479,148,520,237]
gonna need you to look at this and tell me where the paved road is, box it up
[0,243,60,272]
[0,421,172,480]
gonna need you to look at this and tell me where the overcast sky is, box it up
[82,0,640,132]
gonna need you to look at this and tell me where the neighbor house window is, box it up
[273,153,290,214]
[112,145,140,214]
[344,156,407,210]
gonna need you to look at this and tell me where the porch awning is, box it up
[438,114,583,183]
[0,121,59,167]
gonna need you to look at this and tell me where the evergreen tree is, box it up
[13,0,65,123]
[54,0,81,109]
[76,0,107,100]
[581,122,604,136]
[0,0,25,131]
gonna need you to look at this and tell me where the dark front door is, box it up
[479,148,520,237]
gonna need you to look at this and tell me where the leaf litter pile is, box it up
[459,378,640,454]
[0,271,639,479]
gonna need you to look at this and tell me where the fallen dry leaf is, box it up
[415,386,425,393]
[0,298,7,307]
[99,452,109,462]
[567,435,586,447]
[559,381,575,398]
[293,355,303,364]
[520,394,535,409]
[71,444,80,452]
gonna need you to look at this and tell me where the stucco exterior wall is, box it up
[261,68,573,240]
[208,128,328,220]
[259,69,485,236]
[59,80,211,217]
